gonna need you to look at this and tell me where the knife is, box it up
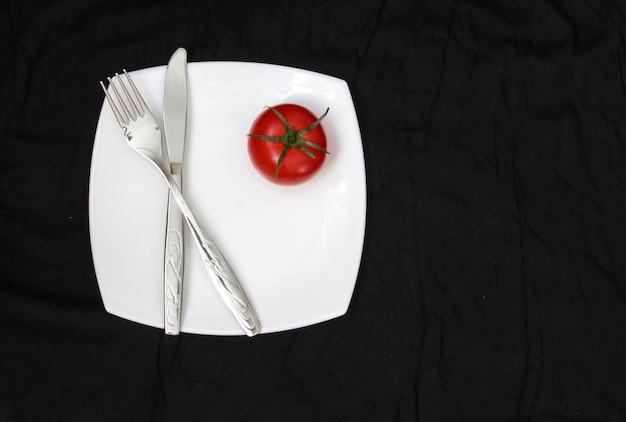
[162,47,188,335]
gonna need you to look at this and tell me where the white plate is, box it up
[89,62,366,335]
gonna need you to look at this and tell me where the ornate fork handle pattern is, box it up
[202,241,258,332]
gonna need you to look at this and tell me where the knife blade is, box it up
[162,47,188,335]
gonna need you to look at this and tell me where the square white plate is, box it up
[89,62,366,335]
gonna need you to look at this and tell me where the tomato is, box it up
[247,104,329,185]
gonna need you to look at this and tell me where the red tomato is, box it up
[247,104,329,185]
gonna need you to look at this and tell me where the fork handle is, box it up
[162,172,261,337]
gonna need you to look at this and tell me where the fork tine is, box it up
[100,80,127,128]
[122,69,148,115]
[114,72,142,118]
[107,76,132,124]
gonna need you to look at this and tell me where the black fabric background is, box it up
[2,0,626,421]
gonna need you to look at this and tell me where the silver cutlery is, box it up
[162,48,188,335]
[99,70,261,337]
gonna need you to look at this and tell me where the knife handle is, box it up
[161,172,261,337]
[164,173,184,335]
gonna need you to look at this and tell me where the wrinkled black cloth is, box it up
[2,1,626,421]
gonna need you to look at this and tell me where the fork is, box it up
[100,70,261,337]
